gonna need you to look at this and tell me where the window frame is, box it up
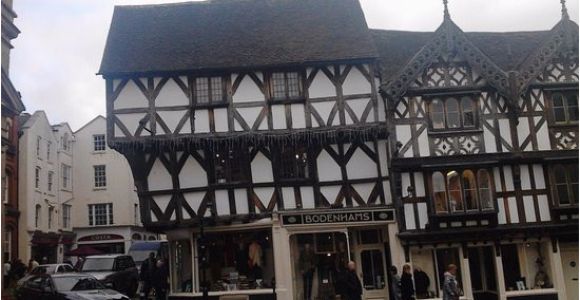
[192,76,227,107]
[35,167,41,189]
[93,134,106,152]
[211,148,249,185]
[35,204,41,228]
[88,203,114,226]
[62,204,71,229]
[48,206,54,229]
[93,165,107,188]
[428,95,479,131]
[550,90,579,125]
[47,171,54,192]
[275,145,311,181]
[62,164,71,189]
[430,168,496,215]
[269,70,304,102]
[551,164,578,206]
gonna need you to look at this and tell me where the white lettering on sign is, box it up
[303,212,371,224]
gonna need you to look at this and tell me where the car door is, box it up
[18,276,43,299]
[40,276,60,300]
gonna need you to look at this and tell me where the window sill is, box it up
[548,123,578,129]
[270,97,306,105]
[427,128,483,135]
[93,187,107,191]
[505,288,558,297]
[92,150,106,154]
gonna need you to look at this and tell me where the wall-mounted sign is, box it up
[281,209,395,226]
[78,234,124,242]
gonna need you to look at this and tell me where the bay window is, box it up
[429,96,477,130]
[551,164,578,205]
[431,169,495,214]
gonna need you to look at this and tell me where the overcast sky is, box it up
[10,0,579,130]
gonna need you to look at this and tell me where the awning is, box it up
[65,246,104,257]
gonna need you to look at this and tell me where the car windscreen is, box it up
[80,258,115,272]
[52,276,105,291]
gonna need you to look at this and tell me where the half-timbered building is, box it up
[376,2,578,300]
[99,1,396,299]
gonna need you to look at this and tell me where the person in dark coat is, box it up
[140,252,157,300]
[413,267,430,298]
[344,261,362,300]
[153,259,169,300]
[401,264,415,300]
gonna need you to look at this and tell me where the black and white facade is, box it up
[98,0,578,300]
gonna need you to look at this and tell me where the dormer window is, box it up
[194,76,225,105]
[552,91,578,124]
[429,96,477,130]
[270,71,302,101]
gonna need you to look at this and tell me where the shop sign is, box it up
[281,209,394,226]
[78,234,124,242]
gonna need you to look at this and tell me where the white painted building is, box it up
[18,111,75,263]
[71,116,159,254]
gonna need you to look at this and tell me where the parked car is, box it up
[79,254,139,297]
[17,263,75,287]
[15,273,129,300]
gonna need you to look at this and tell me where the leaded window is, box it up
[278,145,309,180]
[213,148,247,184]
[552,91,578,124]
[552,164,578,205]
[271,71,302,100]
[194,76,225,105]
[429,96,477,130]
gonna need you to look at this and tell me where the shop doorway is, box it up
[467,246,498,300]
[351,228,389,300]
[560,246,578,300]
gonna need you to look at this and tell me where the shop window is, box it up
[409,249,437,299]
[435,248,462,292]
[270,71,302,101]
[552,164,578,205]
[198,229,274,291]
[278,145,309,180]
[431,169,495,214]
[360,249,386,290]
[213,148,247,184]
[171,240,193,293]
[501,243,554,292]
[357,229,382,245]
[467,247,497,295]
[552,91,578,124]
[429,96,477,130]
[290,232,349,300]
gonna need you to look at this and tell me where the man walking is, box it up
[344,261,362,300]
[153,259,169,300]
[140,252,157,300]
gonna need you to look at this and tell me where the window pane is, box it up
[446,98,460,128]
[93,134,106,151]
[272,72,286,99]
[433,172,447,213]
[554,166,570,204]
[566,93,579,121]
[210,77,223,103]
[462,170,478,210]
[196,78,209,104]
[214,149,246,183]
[461,97,475,127]
[279,146,309,180]
[171,240,193,293]
[553,93,566,122]
[477,170,494,210]
[447,171,463,212]
[287,72,300,98]
[430,99,445,129]
[361,249,386,290]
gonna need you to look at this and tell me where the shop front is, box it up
[167,208,397,300]
[76,234,126,254]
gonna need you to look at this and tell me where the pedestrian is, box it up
[27,259,39,274]
[401,264,415,300]
[3,260,11,288]
[344,261,362,300]
[443,264,460,300]
[11,259,26,281]
[390,266,402,300]
[153,259,169,300]
[413,267,430,298]
[139,252,157,300]
[74,257,85,271]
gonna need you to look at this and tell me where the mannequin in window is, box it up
[248,240,263,280]
[534,257,552,289]
[299,243,317,300]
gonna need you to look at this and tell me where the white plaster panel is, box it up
[183,192,205,216]
[271,105,286,129]
[282,187,295,209]
[234,189,249,215]
[352,183,374,203]
[396,125,412,158]
[523,196,537,223]
[404,204,416,230]
[507,197,519,223]
[520,164,532,190]
[317,150,342,181]
[378,141,389,176]
[483,126,497,153]
[158,110,186,134]
[237,107,262,131]
[414,172,425,197]
[533,164,546,189]
[493,167,502,192]
[383,181,392,205]
[536,117,550,150]
[417,203,428,229]
[498,119,512,147]
[254,187,274,211]
[418,129,429,157]
[155,77,189,107]
[233,74,265,103]
[346,98,370,124]
[193,110,210,133]
[180,117,192,134]
[377,97,386,122]
[114,124,124,138]
[401,173,411,195]
[116,113,146,136]
[153,194,172,213]
[320,185,341,204]
[342,66,371,96]
[518,117,532,151]
[251,152,273,183]
[179,156,207,188]
[215,190,230,216]
[291,104,306,129]
[148,159,173,191]
[497,198,507,224]
[503,166,514,191]
[213,108,229,132]
[114,79,148,109]
[346,149,377,179]
[300,187,315,209]
[311,101,336,127]
[309,70,336,98]
[538,195,551,222]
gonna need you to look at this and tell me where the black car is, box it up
[15,273,129,300]
[79,254,139,297]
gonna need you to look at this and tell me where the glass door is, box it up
[353,228,389,300]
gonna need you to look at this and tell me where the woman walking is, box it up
[401,264,415,300]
